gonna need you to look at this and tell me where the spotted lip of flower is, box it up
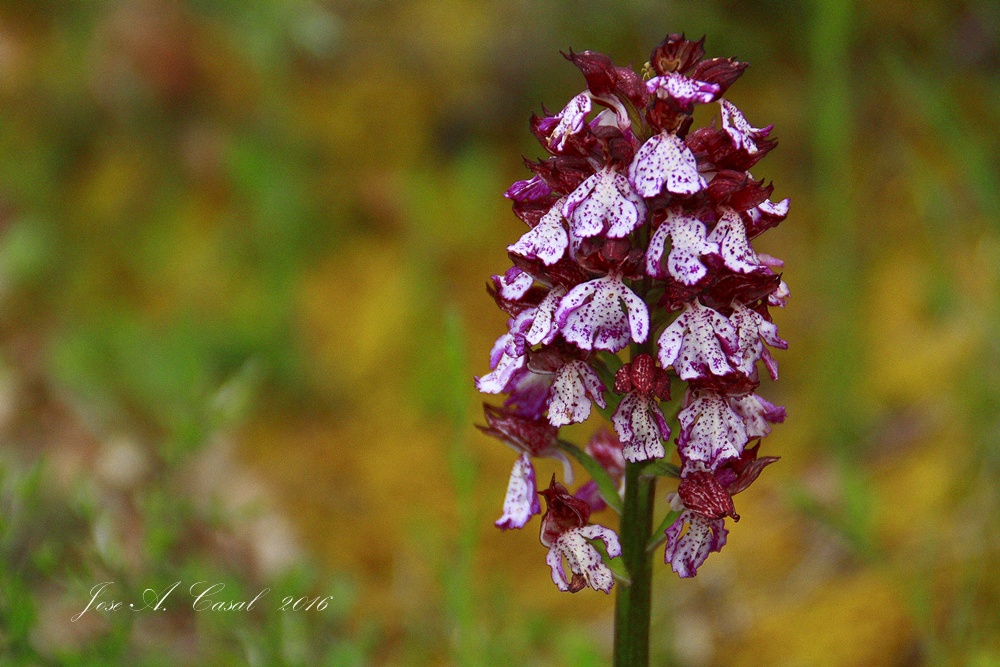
[554,273,649,353]
[495,452,541,530]
[663,509,727,579]
[645,207,719,284]
[540,477,622,593]
[547,360,607,427]
[676,390,748,467]
[628,132,706,198]
[612,355,671,463]
[508,199,570,267]
[657,300,739,382]
[562,167,647,239]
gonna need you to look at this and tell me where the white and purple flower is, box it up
[562,168,647,239]
[555,274,649,352]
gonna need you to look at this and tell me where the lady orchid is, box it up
[476,34,790,665]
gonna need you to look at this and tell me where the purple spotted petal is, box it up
[757,197,789,218]
[546,524,621,593]
[549,93,592,151]
[475,332,526,394]
[677,391,747,467]
[548,360,606,427]
[731,393,786,439]
[562,169,646,239]
[647,72,720,107]
[613,392,668,463]
[492,266,534,300]
[707,208,764,274]
[720,99,771,155]
[495,453,540,530]
[476,308,538,394]
[628,132,706,198]
[728,302,788,380]
[658,301,739,380]
[646,209,719,283]
[664,510,728,578]
[524,286,566,346]
[555,275,649,352]
[508,200,569,266]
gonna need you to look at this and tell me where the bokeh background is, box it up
[0,0,998,664]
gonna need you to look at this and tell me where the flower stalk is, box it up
[613,460,656,666]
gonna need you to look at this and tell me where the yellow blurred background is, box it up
[0,0,997,664]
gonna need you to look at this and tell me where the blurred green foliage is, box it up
[0,0,997,664]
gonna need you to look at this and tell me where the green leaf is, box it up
[641,460,680,479]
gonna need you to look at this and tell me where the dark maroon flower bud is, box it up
[508,253,590,290]
[678,470,739,521]
[563,49,648,108]
[630,354,656,394]
[689,57,748,96]
[696,264,782,312]
[648,34,705,76]
[479,404,559,457]
[686,126,776,172]
[525,155,595,195]
[705,172,773,212]
[539,476,591,546]
[687,371,760,397]
[721,442,780,496]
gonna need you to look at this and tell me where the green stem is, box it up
[612,461,656,666]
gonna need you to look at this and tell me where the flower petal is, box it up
[548,525,620,593]
[495,453,541,530]
[548,360,606,427]
[492,266,535,301]
[677,391,747,466]
[549,93,592,151]
[664,510,728,578]
[475,333,526,394]
[612,391,640,445]
[647,72,720,107]
[728,302,787,380]
[614,393,668,463]
[524,287,566,346]
[646,209,719,284]
[555,275,649,352]
[707,208,764,274]
[658,301,738,380]
[563,169,645,239]
[628,132,705,198]
[508,201,570,266]
[720,99,770,155]
[730,393,786,439]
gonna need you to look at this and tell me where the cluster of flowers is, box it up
[476,34,788,589]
